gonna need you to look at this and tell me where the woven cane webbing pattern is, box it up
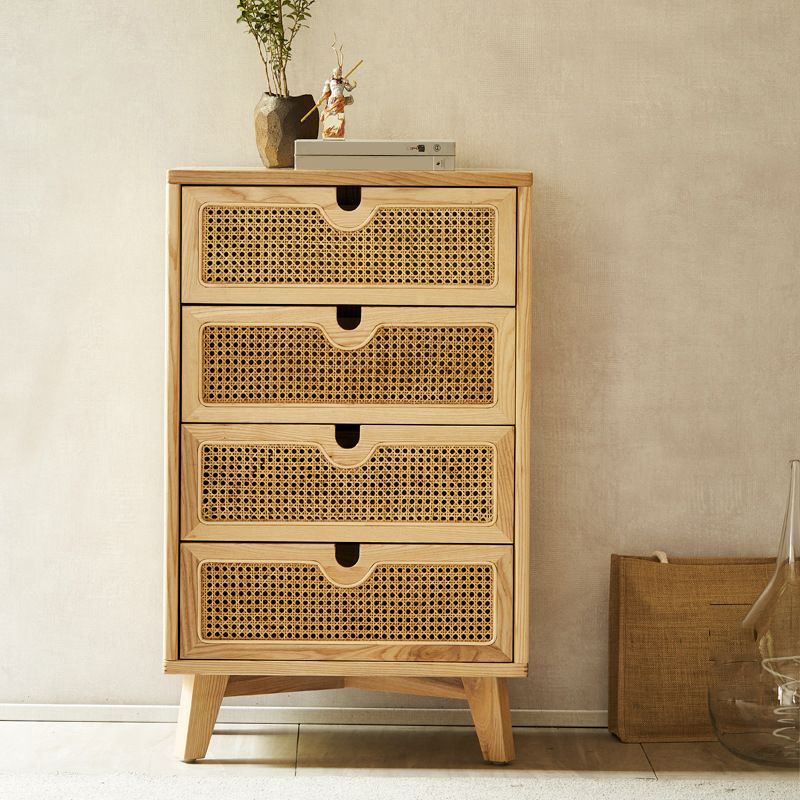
[199,561,495,642]
[199,443,495,524]
[200,325,495,405]
[200,204,496,286]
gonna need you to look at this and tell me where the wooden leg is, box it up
[462,677,515,764]
[175,674,228,762]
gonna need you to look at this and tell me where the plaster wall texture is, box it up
[1,0,798,711]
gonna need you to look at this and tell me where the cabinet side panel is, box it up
[164,182,181,661]
[514,185,532,667]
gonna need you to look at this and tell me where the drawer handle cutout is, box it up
[336,185,361,211]
[335,542,360,568]
[335,424,361,449]
[336,305,362,330]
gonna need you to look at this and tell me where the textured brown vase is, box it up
[254,94,318,168]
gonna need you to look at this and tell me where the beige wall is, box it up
[1,0,798,713]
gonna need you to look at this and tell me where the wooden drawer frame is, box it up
[181,305,516,424]
[180,543,513,663]
[181,424,515,543]
[181,185,517,306]
[164,168,531,768]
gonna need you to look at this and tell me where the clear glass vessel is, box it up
[708,460,800,767]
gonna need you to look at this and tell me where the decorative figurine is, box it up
[301,35,363,139]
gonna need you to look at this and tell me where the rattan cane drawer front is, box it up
[181,186,516,306]
[181,306,515,424]
[180,543,513,661]
[181,424,515,543]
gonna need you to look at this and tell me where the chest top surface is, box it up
[167,168,533,187]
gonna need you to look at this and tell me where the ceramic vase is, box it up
[254,93,318,168]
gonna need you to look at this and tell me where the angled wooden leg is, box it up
[462,677,515,764]
[175,674,229,762]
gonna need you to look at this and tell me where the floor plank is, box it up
[0,719,796,795]
[0,721,298,774]
[296,725,655,777]
[643,740,799,781]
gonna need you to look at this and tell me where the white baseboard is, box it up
[0,703,607,727]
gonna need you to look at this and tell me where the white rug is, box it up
[1,773,797,800]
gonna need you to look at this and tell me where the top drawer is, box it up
[181,186,517,305]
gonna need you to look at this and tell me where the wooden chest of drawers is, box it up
[165,169,532,764]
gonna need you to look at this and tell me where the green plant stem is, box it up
[236,0,316,97]
[277,3,287,95]
[255,34,274,94]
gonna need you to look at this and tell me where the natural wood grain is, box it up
[174,674,228,762]
[180,542,513,663]
[222,675,466,700]
[180,424,514,543]
[181,186,516,306]
[164,183,181,662]
[168,168,532,187]
[165,660,528,678]
[462,677,515,764]
[344,676,466,700]
[514,184,533,667]
[225,675,344,697]
[181,305,515,424]
[165,169,532,764]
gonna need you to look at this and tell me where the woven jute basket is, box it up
[608,553,773,742]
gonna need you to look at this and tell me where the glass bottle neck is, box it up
[778,459,799,569]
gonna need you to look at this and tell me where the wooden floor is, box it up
[0,720,795,780]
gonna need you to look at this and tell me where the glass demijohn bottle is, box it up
[708,460,800,766]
